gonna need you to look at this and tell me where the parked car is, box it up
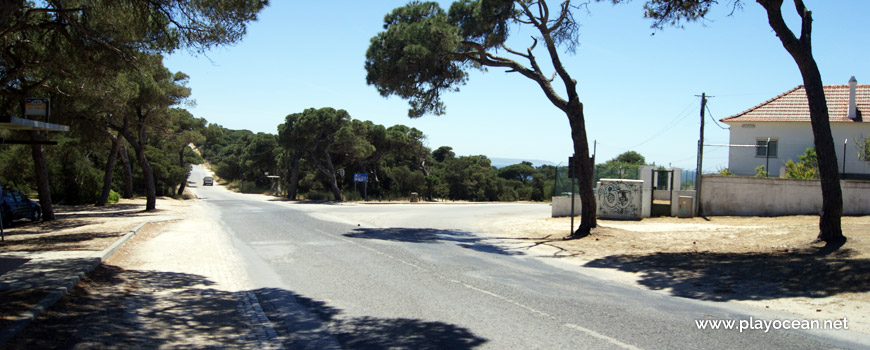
[203,176,214,186]
[1,190,41,227]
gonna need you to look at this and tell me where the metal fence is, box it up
[553,165,641,196]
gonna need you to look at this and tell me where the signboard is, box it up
[353,173,368,183]
[567,156,575,178]
[25,98,50,117]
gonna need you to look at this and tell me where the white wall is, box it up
[725,121,870,176]
[701,175,870,216]
[551,196,581,217]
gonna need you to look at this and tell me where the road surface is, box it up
[186,165,865,349]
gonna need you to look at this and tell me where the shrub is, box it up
[107,189,121,204]
[305,190,330,201]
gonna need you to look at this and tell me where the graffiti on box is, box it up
[598,180,641,219]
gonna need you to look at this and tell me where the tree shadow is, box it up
[267,198,344,205]
[4,264,488,349]
[256,288,488,349]
[345,227,523,256]
[54,203,145,219]
[2,218,93,232]
[0,232,122,252]
[0,257,29,277]
[583,246,870,301]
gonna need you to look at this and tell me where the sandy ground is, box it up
[479,214,869,334]
[0,198,188,253]
[3,197,286,349]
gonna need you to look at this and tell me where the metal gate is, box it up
[650,169,675,217]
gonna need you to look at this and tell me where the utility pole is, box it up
[843,138,848,180]
[765,137,771,177]
[695,93,708,217]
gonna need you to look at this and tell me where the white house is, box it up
[720,77,870,179]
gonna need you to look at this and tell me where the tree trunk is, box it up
[567,104,597,238]
[119,144,134,199]
[176,146,188,195]
[310,149,342,201]
[119,125,156,211]
[136,145,157,210]
[96,130,123,206]
[28,131,54,221]
[804,74,844,243]
[759,0,844,243]
[287,151,302,200]
[137,116,156,210]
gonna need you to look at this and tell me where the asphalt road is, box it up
[187,165,866,349]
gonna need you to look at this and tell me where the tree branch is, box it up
[758,0,802,53]
[548,2,572,33]
[459,40,569,112]
[793,0,812,48]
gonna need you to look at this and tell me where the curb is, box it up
[0,218,180,346]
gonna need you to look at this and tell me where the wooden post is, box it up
[695,93,707,217]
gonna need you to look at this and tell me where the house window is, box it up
[756,139,778,157]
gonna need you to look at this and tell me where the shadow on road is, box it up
[584,245,870,301]
[345,227,523,256]
[4,264,488,349]
[256,288,488,350]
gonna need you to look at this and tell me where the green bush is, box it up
[239,181,259,194]
[305,190,330,201]
[107,189,121,204]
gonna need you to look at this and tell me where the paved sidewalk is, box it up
[0,221,153,345]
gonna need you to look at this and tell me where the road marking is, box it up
[330,230,643,350]
[563,323,643,350]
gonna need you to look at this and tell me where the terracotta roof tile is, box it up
[721,84,870,123]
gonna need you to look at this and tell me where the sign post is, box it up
[567,156,576,237]
[0,181,4,241]
[353,173,369,200]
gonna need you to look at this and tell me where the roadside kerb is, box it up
[0,218,180,346]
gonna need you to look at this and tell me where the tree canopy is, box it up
[0,0,267,217]
[366,0,598,238]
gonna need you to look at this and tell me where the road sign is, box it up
[25,98,50,117]
[353,173,368,183]
[567,156,575,178]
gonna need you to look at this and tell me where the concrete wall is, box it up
[701,175,870,216]
[725,121,870,176]
[639,166,682,190]
[552,196,581,217]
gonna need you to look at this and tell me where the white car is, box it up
[203,176,214,186]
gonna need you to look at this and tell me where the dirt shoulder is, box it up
[481,215,870,333]
[0,197,189,331]
[0,198,188,253]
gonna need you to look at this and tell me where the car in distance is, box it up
[203,176,214,186]
[1,189,41,227]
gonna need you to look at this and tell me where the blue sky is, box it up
[164,1,869,172]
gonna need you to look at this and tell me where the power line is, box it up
[625,98,697,150]
[705,105,729,130]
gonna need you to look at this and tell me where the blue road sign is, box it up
[353,173,368,183]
